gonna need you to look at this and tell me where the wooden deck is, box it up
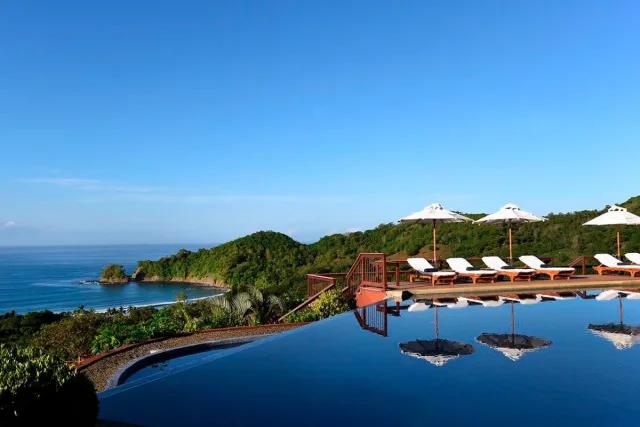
[385,274,640,301]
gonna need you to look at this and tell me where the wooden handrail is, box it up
[569,255,597,275]
[344,253,387,297]
[278,274,337,322]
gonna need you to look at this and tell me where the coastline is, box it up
[92,292,228,313]
[134,276,229,288]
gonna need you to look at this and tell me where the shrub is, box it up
[91,309,183,354]
[31,310,103,360]
[284,289,350,323]
[0,311,63,346]
[286,309,320,323]
[0,345,98,426]
[310,289,350,319]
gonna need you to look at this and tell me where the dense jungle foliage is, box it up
[131,196,640,296]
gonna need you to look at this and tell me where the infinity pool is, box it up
[99,292,640,426]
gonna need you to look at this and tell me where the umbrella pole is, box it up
[434,306,439,340]
[511,302,515,339]
[619,296,623,325]
[508,223,513,263]
[432,219,437,265]
[617,226,621,259]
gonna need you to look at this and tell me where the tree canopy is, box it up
[128,196,640,295]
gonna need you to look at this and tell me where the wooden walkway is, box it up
[385,274,640,301]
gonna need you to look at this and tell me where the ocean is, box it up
[0,244,225,314]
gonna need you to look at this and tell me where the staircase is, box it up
[278,253,388,322]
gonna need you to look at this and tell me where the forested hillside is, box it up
[128,196,640,297]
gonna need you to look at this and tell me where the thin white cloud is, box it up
[18,178,157,193]
[16,177,349,205]
[2,221,16,228]
[81,192,349,205]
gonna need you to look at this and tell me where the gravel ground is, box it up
[81,323,303,392]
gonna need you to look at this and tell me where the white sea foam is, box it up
[93,292,227,313]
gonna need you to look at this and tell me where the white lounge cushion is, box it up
[482,256,535,274]
[625,253,640,265]
[519,255,575,272]
[596,289,620,300]
[500,295,542,304]
[459,297,504,308]
[408,302,429,312]
[432,298,469,309]
[446,258,496,275]
[595,253,640,269]
[407,258,455,276]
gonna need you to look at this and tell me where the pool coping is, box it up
[77,322,309,370]
[105,335,268,391]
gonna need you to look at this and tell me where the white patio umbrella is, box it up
[475,204,545,262]
[400,306,474,366]
[476,303,551,362]
[589,296,640,350]
[400,203,472,263]
[583,205,640,258]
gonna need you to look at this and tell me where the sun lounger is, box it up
[595,289,622,300]
[431,298,469,309]
[537,291,576,300]
[407,258,457,285]
[482,256,536,282]
[625,253,640,265]
[446,258,497,284]
[519,255,575,280]
[500,293,542,304]
[459,296,504,307]
[593,254,640,278]
[407,302,430,312]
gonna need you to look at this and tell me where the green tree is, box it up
[0,345,98,426]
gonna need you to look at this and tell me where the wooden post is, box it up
[508,224,513,263]
[619,296,623,325]
[432,219,437,264]
[395,263,400,286]
[511,302,515,337]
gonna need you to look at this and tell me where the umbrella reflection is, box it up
[476,302,551,361]
[589,296,640,350]
[400,306,474,366]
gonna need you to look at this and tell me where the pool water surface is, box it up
[99,292,640,426]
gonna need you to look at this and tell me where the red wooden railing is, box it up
[354,301,388,336]
[569,255,597,275]
[307,274,337,298]
[344,253,387,297]
[278,274,339,322]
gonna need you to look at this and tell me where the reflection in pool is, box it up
[123,344,244,384]
[100,289,640,426]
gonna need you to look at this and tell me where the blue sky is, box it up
[1,1,639,245]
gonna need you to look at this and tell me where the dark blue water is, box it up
[100,294,640,426]
[124,344,244,384]
[0,244,224,314]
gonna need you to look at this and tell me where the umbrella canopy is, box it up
[400,339,474,366]
[475,204,545,261]
[476,333,552,361]
[589,295,640,350]
[588,324,640,350]
[400,203,472,263]
[583,205,640,257]
[400,305,474,366]
[476,302,551,361]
